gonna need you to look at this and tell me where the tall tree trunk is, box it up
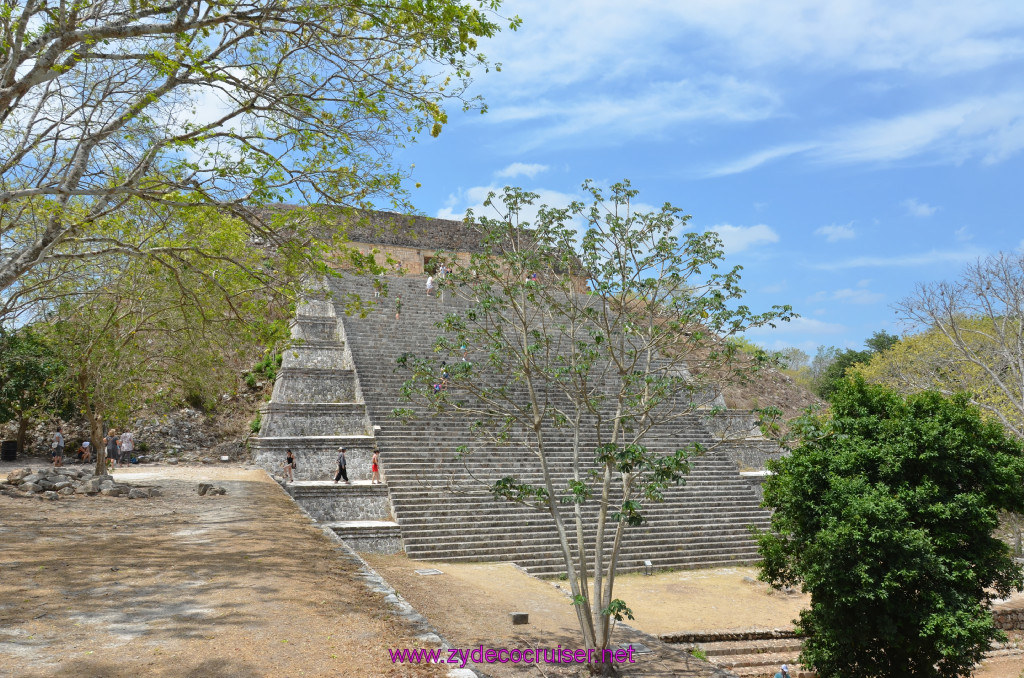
[15,414,29,455]
[78,370,106,476]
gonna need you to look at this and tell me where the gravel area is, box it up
[0,462,442,677]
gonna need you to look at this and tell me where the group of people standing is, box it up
[50,426,134,469]
[280,446,381,485]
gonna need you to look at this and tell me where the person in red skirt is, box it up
[371,448,382,484]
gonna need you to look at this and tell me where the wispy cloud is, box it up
[815,224,856,242]
[745,316,847,336]
[710,93,1024,175]
[708,143,815,177]
[903,198,938,217]
[438,184,580,223]
[483,1,1024,97]
[485,77,780,148]
[706,224,779,254]
[955,226,973,241]
[495,163,549,179]
[833,287,885,304]
[815,247,985,270]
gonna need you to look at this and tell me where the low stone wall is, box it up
[271,368,358,403]
[719,439,787,471]
[994,607,1024,630]
[329,523,403,554]
[295,300,336,317]
[250,441,376,480]
[661,628,801,644]
[703,410,763,440]
[288,485,391,522]
[258,402,371,437]
[663,607,1024,644]
[739,470,771,503]
[291,318,339,342]
[280,344,352,370]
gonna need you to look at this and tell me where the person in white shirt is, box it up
[426,275,435,296]
[119,430,135,463]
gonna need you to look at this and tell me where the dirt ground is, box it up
[3,459,1021,678]
[611,567,809,634]
[0,463,441,678]
[363,554,728,678]
[365,553,1024,678]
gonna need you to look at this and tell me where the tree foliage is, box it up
[758,377,1024,678]
[0,0,515,314]
[877,253,1024,439]
[397,180,794,665]
[809,331,899,401]
[31,205,291,472]
[0,327,70,452]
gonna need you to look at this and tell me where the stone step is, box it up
[324,520,403,554]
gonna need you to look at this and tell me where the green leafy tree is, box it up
[0,0,517,313]
[883,253,1024,438]
[758,377,1024,678]
[35,206,290,473]
[811,331,900,401]
[0,328,69,453]
[398,181,794,669]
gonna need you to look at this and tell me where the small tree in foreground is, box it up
[398,181,793,671]
[758,377,1024,678]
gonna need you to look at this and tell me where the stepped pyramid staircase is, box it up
[253,275,778,575]
[250,294,401,552]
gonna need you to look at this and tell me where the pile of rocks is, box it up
[197,482,227,496]
[1,468,161,500]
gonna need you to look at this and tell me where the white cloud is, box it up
[832,288,885,304]
[815,247,985,270]
[708,143,814,177]
[495,163,549,179]
[482,1,1024,99]
[815,224,856,242]
[711,93,1024,174]
[437,185,580,224]
[745,316,847,336]
[761,281,787,294]
[955,226,973,241]
[485,77,779,148]
[903,198,938,217]
[706,224,779,254]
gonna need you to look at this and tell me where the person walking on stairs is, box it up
[371,448,381,484]
[774,665,790,678]
[394,294,402,321]
[283,449,296,482]
[334,447,350,484]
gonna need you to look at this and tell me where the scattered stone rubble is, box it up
[2,408,250,462]
[197,483,227,496]
[1,467,162,500]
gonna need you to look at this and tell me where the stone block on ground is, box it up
[21,483,41,493]
[100,487,122,497]
[41,491,59,500]
[198,483,212,496]
[78,479,101,494]
[7,469,30,484]
[57,486,75,496]
[128,488,151,499]
[509,612,529,625]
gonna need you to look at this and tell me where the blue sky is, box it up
[393,0,1024,354]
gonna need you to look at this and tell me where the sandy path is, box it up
[0,464,441,677]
